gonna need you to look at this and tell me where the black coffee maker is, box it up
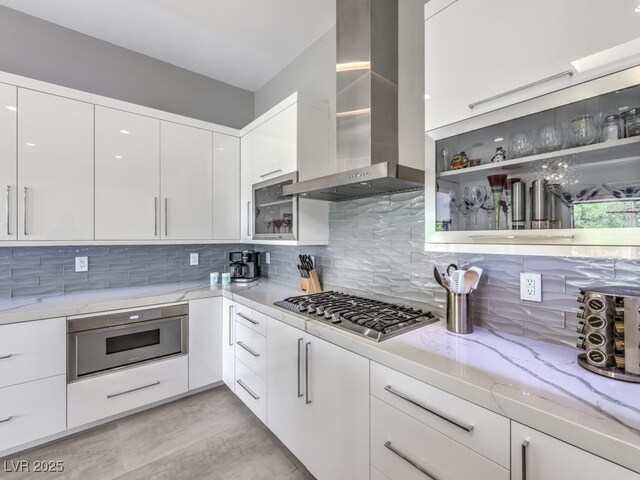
[229,250,261,283]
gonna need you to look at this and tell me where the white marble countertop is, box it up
[1,280,638,473]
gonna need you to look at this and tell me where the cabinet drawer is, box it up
[0,375,66,452]
[234,321,266,379]
[371,397,508,480]
[68,355,188,428]
[234,303,267,336]
[235,358,266,424]
[371,362,509,468]
[0,318,66,388]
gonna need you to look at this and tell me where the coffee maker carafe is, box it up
[229,250,261,283]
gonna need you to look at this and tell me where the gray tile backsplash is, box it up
[257,191,639,348]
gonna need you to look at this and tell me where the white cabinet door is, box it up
[95,106,160,240]
[221,299,235,392]
[188,297,222,390]
[425,0,640,131]
[251,104,297,184]
[512,422,640,480]
[17,89,94,240]
[240,132,253,241]
[212,133,240,240]
[0,375,66,453]
[266,317,306,459]
[161,121,212,240]
[0,84,16,241]
[301,336,370,480]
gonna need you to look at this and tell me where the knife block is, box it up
[301,269,322,294]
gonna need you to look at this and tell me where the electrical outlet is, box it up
[520,272,542,302]
[264,252,271,264]
[75,257,88,272]
[190,253,199,266]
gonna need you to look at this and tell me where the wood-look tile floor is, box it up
[1,386,315,480]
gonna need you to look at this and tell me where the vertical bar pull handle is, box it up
[246,201,252,237]
[228,305,234,346]
[164,198,168,236]
[23,187,28,236]
[305,342,311,405]
[522,440,530,480]
[297,338,304,398]
[5,186,10,236]
[154,197,158,236]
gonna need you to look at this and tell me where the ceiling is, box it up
[0,0,336,91]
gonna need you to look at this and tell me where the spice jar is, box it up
[602,114,621,142]
[621,108,640,138]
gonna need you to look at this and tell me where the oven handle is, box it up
[107,380,160,399]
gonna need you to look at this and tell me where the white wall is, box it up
[0,6,254,128]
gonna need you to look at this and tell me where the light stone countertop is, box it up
[1,280,638,473]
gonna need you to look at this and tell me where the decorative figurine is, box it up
[491,147,507,162]
[449,151,469,170]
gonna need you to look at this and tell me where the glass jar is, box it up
[621,108,640,138]
[602,114,621,142]
[570,114,599,146]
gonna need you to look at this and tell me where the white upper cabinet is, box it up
[17,89,94,241]
[425,0,640,131]
[240,132,253,242]
[0,83,16,241]
[251,104,297,184]
[95,106,160,240]
[212,132,240,241]
[161,121,213,240]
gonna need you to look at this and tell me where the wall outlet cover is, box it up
[190,253,199,266]
[520,272,542,302]
[264,252,271,264]
[75,256,88,272]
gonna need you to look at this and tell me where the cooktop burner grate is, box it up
[274,291,438,341]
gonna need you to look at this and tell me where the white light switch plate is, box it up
[190,253,199,266]
[75,257,88,272]
[520,272,542,302]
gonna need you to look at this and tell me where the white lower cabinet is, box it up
[371,396,509,480]
[511,422,640,480]
[188,297,222,390]
[221,298,235,392]
[67,355,188,429]
[0,375,66,452]
[266,317,369,480]
[234,357,266,423]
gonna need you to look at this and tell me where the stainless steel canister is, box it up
[511,181,526,230]
[446,291,473,334]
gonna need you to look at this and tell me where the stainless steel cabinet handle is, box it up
[154,197,158,236]
[237,312,259,325]
[246,201,252,237]
[164,198,168,236]
[305,342,311,405]
[0,416,13,424]
[468,234,574,240]
[5,186,10,236]
[260,169,282,178]
[22,187,27,236]
[384,385,474,432]
[522,440,529,480]
[236,379,260,400]
[384,441,439,479]
[297,338,304,398]
[468,69,574,109]
[236,341,260,357]
[106,380,160,399]
[0,353,12,360]
[228,305,234,346]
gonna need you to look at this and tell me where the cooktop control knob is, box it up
[576,321,586,334]
[577,306,586,319]
[576,337,586,349]
[577,292,586,304]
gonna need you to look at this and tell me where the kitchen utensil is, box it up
[602,179,640,228]
[530,179,549,229]
[446,264,458,277]
[446,291,473,334]
[468,266,483,290]
[487,174,508,230]
[463,270,479,294]
[434,267,446,289]
[552,184,599,229]
[511,181,526,230]
[535,123,564,153]
[463,185,488,230]
[570,114,599,146]
[448,271,460,294]
[504,177,520,230]
[508,131,534,158]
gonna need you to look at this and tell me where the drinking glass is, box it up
[508,131,534,158]
[602,179,640,228]
[570,115,599,146]
[463,185,488,230]
[535,124,564,153]
[552,184,599,228]
[487,174,508,230]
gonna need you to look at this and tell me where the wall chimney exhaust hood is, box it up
[284,0,425,201]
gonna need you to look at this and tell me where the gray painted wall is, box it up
[0,6,254,129]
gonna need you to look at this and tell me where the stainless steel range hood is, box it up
[284,0,424,201]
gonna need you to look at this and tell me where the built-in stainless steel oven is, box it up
[67,303,188,382]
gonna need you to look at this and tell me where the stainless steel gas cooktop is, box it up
[274,291,438,342]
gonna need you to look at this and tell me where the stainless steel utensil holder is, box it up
[446,292,473,334]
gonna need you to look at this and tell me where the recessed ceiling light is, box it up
[120,129,130,134]
[5,105,17,112]
[635,4,640,12]
[217,147,225,151]
[424,94,431,100]
[114,155,123,159]
[619,105,630,111]
[25,142,36,147]
[494,137,504,142]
